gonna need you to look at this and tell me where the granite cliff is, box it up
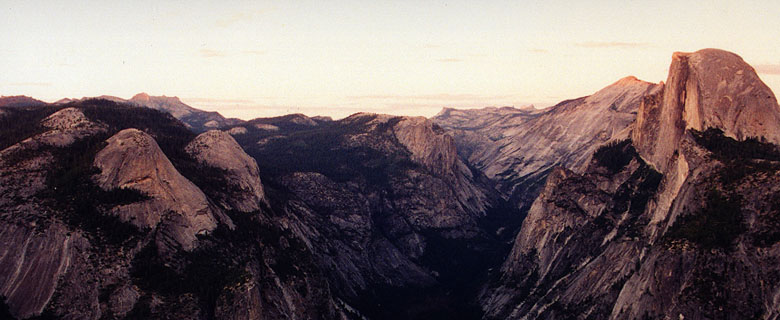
[434,77,659,211]
[226,112,514,319]
[482,49,780,319]
[185,130,269,212]
[0,100,336,319]
[2,48,779,320]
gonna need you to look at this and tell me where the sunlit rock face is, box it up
[483,49,780,320]
[434,77,659,210]
[3,48,780,319]
[186,129,269,212]
[634,48,780,172]
[94,128,218,251]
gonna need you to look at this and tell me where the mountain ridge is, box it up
[2,48,780,319]
[434,75,659,213]
[481,48,780,320]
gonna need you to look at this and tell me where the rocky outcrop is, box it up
[0,102,338,319]
[0,108,108,319]
[483,49,780,319]
[186,130,268,212]
[93,128,218,251]
[434,77,659,209]
[393,116,492,216]
[130,93,195,119]
[0,107,107,151]
[234,112,507,318]
[38,107,108,147]
[226,126,248,135]
[634,48,780,172]
[393,116,460,175]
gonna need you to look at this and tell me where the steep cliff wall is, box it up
[435,77,659,210]
[484,49,780,320]
[634,49,780,172]
[94,128,219,251]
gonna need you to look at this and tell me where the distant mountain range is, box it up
[48,93,244,132]
[2,49,780,319]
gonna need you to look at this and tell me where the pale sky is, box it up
[2,0,780,119]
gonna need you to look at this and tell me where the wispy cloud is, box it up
[755,64,780,75]
[242,50,267,56]
[575,41,649,49]
[215,10,267,28]
[437,58,463,63]
[214,10,263,28]
[200,48,226,58]
[5,82,52,87]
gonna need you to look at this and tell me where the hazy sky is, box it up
[2,0,780,119]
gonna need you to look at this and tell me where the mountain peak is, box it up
[612,75,644,86]
[672,47,742,62]
[130,93,182,104]
[131,92,151,102]
[634,48,780,172]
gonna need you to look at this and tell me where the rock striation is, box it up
[0,101,339,319]
[230,111,509,318]
[93,128,218,251]
[634,48,780,172]
[483,49,780,319]
[434,77,659,210]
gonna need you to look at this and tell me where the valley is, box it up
[1,49,780,319]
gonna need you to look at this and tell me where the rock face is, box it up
[434,77,659,209]
[4,48,780,320]
[130,93,196,119]
[93,128,218,251]
[38,107,108,147]
[0,224,78,318]
[483,49,780,319]
[0,107,109,319]
[392,116,492,218]
[186,130,268,212]
[0,101,339,319]
[228,112,509,318]
[634,48,780,172]
[0,107,107,152]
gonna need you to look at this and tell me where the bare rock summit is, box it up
[93,128,218,251]
[186,130,269,212]
[634,48,780,172]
